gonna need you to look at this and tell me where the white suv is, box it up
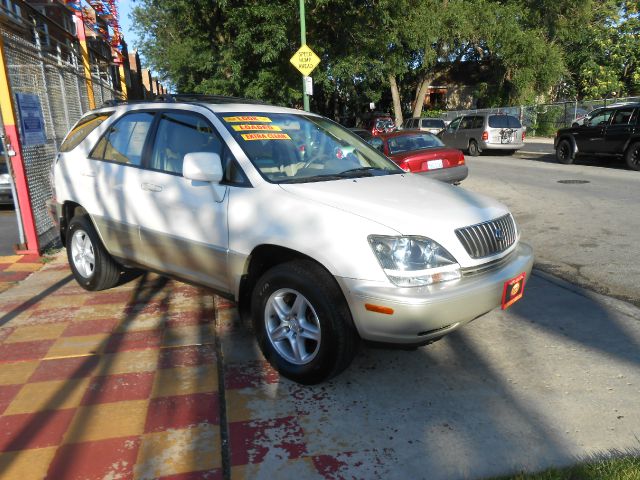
[49,95,533,384]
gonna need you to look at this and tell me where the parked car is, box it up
[0,161,13,205]
[373,130,467,184]
[554,102,640,170]
[349,128,374,143]
[365,114,396,136]
[49,95,533,384]
[401,117,446,135]
[439,113,525,156]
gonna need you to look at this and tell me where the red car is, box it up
[371,130,468,184]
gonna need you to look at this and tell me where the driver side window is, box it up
[448,117,462,132]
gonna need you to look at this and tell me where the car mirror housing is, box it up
[183,152,224,183]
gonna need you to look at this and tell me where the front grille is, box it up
[456,214,517,259]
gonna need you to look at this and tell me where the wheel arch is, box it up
[60,202,107,252]
[557,134,577,154]
[236,244,346,323]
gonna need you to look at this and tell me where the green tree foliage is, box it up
[131,0,637,123]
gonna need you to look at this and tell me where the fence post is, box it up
[118,64,128,99]
[74,10,95,110]
[0,35,40,254]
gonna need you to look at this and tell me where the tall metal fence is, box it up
[1,26,121,250]
[441,96,640,136]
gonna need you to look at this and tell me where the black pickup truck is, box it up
[554,103,640,170]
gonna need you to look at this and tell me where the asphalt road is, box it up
[462,152,640,307]
[0,206,19,255]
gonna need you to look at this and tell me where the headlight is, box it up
[368,235,461,287]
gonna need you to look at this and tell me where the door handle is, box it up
[82,171,96,177]
[141,182,163,192]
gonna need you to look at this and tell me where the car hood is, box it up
[278,173,510,255]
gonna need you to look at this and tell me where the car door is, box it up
[602,108,637,154]
[573,109,612,153]
[89,111,155,262]
[135,110,231,292]
[440,117,461,148]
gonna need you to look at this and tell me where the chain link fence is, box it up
[1,25,121,250]
[442,96,640,137]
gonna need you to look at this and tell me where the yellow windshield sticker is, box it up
[241,133,291,141]
[232,124,282,132]
[223,116,272,123]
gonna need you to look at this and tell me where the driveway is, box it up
[1,255,638,479]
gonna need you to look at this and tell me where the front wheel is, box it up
[251,260,358,384]
[625,141,640,171]
[67,215,121,291]
[468,140,481,156]
[556,139,574,164]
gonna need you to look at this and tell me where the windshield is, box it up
[488,115,522,129]
[219,113,402,183]
[387,132,445,155]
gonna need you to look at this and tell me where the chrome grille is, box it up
[456,214,517,259]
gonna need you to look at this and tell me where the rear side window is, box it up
[150,112,222,175]
[488,115,522,129]
[92,112,155,166]
[459,117,474,129]
[59,112,113,153]
[472,116,484,129]
[421,119,445,129]
[610,108,634,125]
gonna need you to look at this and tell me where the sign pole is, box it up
[299,0,309,112]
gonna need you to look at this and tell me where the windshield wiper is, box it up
[278,174,348,184]
[337,167,389,177]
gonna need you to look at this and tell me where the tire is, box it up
[67,215,120,291]
[468,140,481,156]
[625,141,640,171]
[556,138,574,164]
[251,260,358,384]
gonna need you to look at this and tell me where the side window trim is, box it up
[89,110,156,167]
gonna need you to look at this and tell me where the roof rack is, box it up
[100,94,269,109]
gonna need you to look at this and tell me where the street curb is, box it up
[532,268,640,321]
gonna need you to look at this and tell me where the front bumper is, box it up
[418,165,468,184]
[336,242,534,344]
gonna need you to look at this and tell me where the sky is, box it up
[117,0,137,51]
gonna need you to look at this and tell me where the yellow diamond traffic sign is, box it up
[290,44,320,76]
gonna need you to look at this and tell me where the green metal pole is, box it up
[299,0,309,112]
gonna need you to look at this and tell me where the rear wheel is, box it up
[468,140,481,156]
[251,260,358,384]
[625,141,640,171]
[67,215,120,291]
[556,139,574,164]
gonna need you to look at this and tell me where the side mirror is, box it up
[183,152,223,183]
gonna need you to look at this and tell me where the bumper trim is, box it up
[336,242,534,344]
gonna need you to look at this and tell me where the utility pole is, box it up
[299,0,309,112]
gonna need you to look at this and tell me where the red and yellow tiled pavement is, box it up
[0,254,385,479]
[0,255,45,294]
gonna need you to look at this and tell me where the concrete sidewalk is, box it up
[1,254,640,479]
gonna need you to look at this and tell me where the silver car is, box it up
[439,113,525,156]
[0,161,13,205]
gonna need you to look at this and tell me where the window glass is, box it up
[472,116,484,129]
[218,113,401,183]
[222,147,249,185]
[447,117,462,131]
[93,112,154,165]
[421,119,445,129]
[488,115,522,128]
[610,108,634,125]
[150,112,221,174]
[0,161,7,174]
[459,117,474,129]
[60,112,113,153]
[589,109,612,126]
[387,132,444,155]
[369,137,384,152]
